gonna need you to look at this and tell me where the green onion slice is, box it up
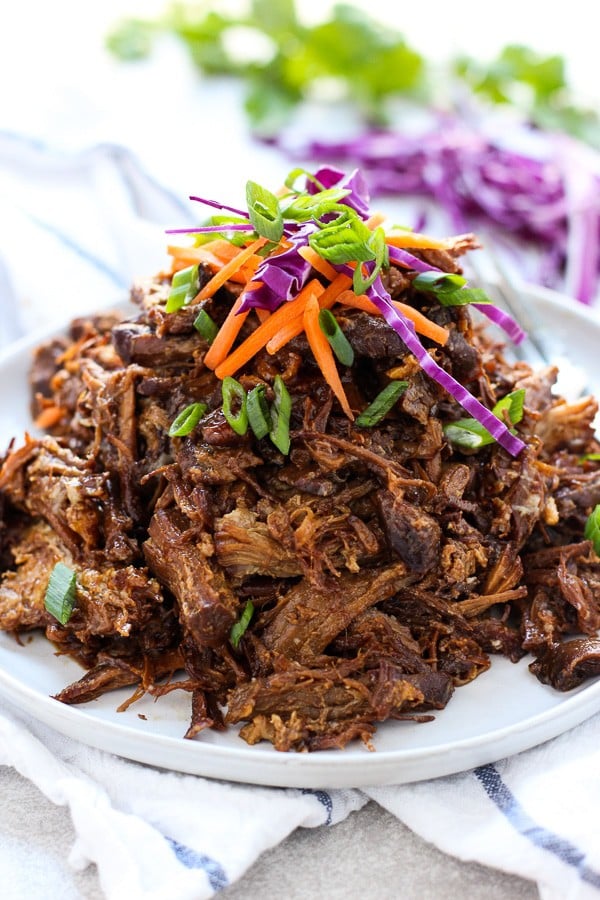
[308,208,374,265]
[222,376,248,435]
[168,402,207,437]
[444,388,526,450]
[413,271,467,293]
[193,308,219,344]
[355,381,409,427]
[284,167,327,192]
[166,265,199,313]
[44,562,77,626]
[579,453,600,462]
[247,384,271,439]
[282,188,352,223]
[437,288,492,307]
[230,600,255,649]
[269,375,292,454]
[318,309,354,367]
[353,227,389,295]
[246,180,284,242]
[585,504,600,555]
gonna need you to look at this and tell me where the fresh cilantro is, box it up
[106,5,600,146]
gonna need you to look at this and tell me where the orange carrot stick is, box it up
[203,296,249,370]
[265,273,350,355]
[366,213,386,230]
[298,246,338,281]
[336,290,449,346]
[385,231,452,251]
[192,237,268,304]
[214,278,323,379]
[303,295,354,420]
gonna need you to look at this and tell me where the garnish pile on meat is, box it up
[1,243,600,753]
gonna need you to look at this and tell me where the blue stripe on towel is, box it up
[24,212,128,289]
[165,837,228,890]
[475,764,600,888]
[301,788,333,825]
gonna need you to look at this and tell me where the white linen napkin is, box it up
[1,131,600,900]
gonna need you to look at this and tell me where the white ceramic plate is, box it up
[0,286,599,789]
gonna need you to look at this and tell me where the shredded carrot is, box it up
[303,295,354,420]
[385,231,451,251]
[335,291,376,313]
[318,272,353,307]
[214,278,323,379]
[168,244,257,284]
[203,296,249,370]
[255,308,270,324]
[168,237,267,300]
[298,246,338,281]
[204,238,244,262]
[336,290,449,346]
[34,405,65,429]
[167,244,225,268]
[366,213,386,230]
[266,273,351,355]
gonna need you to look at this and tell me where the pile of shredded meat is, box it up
[1,240,600,752]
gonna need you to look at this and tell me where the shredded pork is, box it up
[1,244,600,752]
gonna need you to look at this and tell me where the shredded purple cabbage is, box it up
[165,223,255,235]
[473,303,526,344]
[293,121,600,305]
[367,276,526,456]
[189,195,249,218]
[387,245,526,343]
[308,166,371,219]
[387,244,442,274]
[238,223,316,313]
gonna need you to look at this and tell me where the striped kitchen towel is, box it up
[1,131,600,900]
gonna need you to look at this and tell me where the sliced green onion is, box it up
[437,288,492,306]
[222,376,248,435]
[269,375,292,454]
[44,562,77,626]
[580,452,600,462]
[166,265,199,313]
[355,380,408,427]
[246,180,284,242]
[318,309,355,367]
[444,388,526,450]
[585,504,600,555]
[352,226,389,295]
[493,388,526,424]
[193,309,219,344]
[284,167,327,192]
[282,188,352,223]
[413,271,467,293]
[308,208,374,265]
[168,402,207,437]
[247,384,271,439]
[230,600,255,649]
[193,215,255,248]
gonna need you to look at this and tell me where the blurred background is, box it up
[1,0,599,337]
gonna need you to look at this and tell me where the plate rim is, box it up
[0,283,599,788]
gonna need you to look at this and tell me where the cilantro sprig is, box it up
[106,3,600,145]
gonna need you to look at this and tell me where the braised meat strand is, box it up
[1,240,599,752]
